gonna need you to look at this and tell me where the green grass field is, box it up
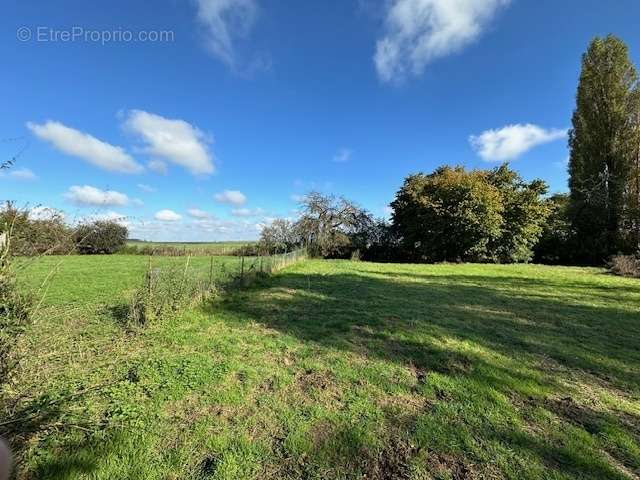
[5,258,640,479]
[126,240,253,256]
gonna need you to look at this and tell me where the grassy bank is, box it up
[4,259,640,479]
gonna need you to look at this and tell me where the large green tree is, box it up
[391,166,504,262]
[568,35,640,262]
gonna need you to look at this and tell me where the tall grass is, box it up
[127,249,308,327]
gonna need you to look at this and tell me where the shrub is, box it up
[609,254,640,278]
[0,203,73,256]
[74,220,128,254]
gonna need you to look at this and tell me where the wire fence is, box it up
[127,248,308,327]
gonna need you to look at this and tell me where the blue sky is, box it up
[2,0,639,241]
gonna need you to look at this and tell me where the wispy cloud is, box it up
[187,208,212,219]
[137,183,156,193]
[231,207,263,217]
[124,110,215,175]
[214,189,247,206]
[0,167,37,181]
[147,159,168,175]
[193,0,260,68]
[65,185,129,207]
[332,147,352,163]
[469,123,567,161]
[154,209,182,221]
[374,0,510,83]
[27,120,143,173]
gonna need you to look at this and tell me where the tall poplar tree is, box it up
[568,35,639,263]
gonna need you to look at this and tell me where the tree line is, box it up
[262,35,640,266]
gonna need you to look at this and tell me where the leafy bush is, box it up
[74,220,128,254]
[609,254,640,278]
[0,203,73,256]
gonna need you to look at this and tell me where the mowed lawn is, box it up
[5,258,640,479]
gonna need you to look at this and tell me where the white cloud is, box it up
[332,147,352,163]
[214,189,246,206]
[374,0,510,83]
[28,206,65,221]
[137,183,156,193]
[231,207,263,217]
[193,0,258,66]
[154,209,182,221]
[187,208,212,219]
[80,211,130,227]
[469,124,567,161]
[124,110,215,175]
[65,185,129,207]
[147,159,168,175]
[27,120,143,173]
[0,167,37,181]
[290,194,306,203]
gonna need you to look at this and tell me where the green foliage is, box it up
[0,216,33,384]
[568,35,640,263]
[0,203,73,256]
[391,166,504,262]
[533,193,576,264]
[74,220,128,255]
[128,260,206,327]
[486,164,551,262]
[390,165,550,263]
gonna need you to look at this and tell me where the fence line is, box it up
[127,248,308,327]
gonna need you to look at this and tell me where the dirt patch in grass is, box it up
[364,437,419,480]
[426,451,479,479]
[296,369,340,399]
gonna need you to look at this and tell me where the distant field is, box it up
[5,258,640,479]
[126,240,254,255]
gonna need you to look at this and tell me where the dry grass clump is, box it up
[610,254,640,278]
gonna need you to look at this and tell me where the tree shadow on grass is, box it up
[214,270,640,393]
[207,266,640,478]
